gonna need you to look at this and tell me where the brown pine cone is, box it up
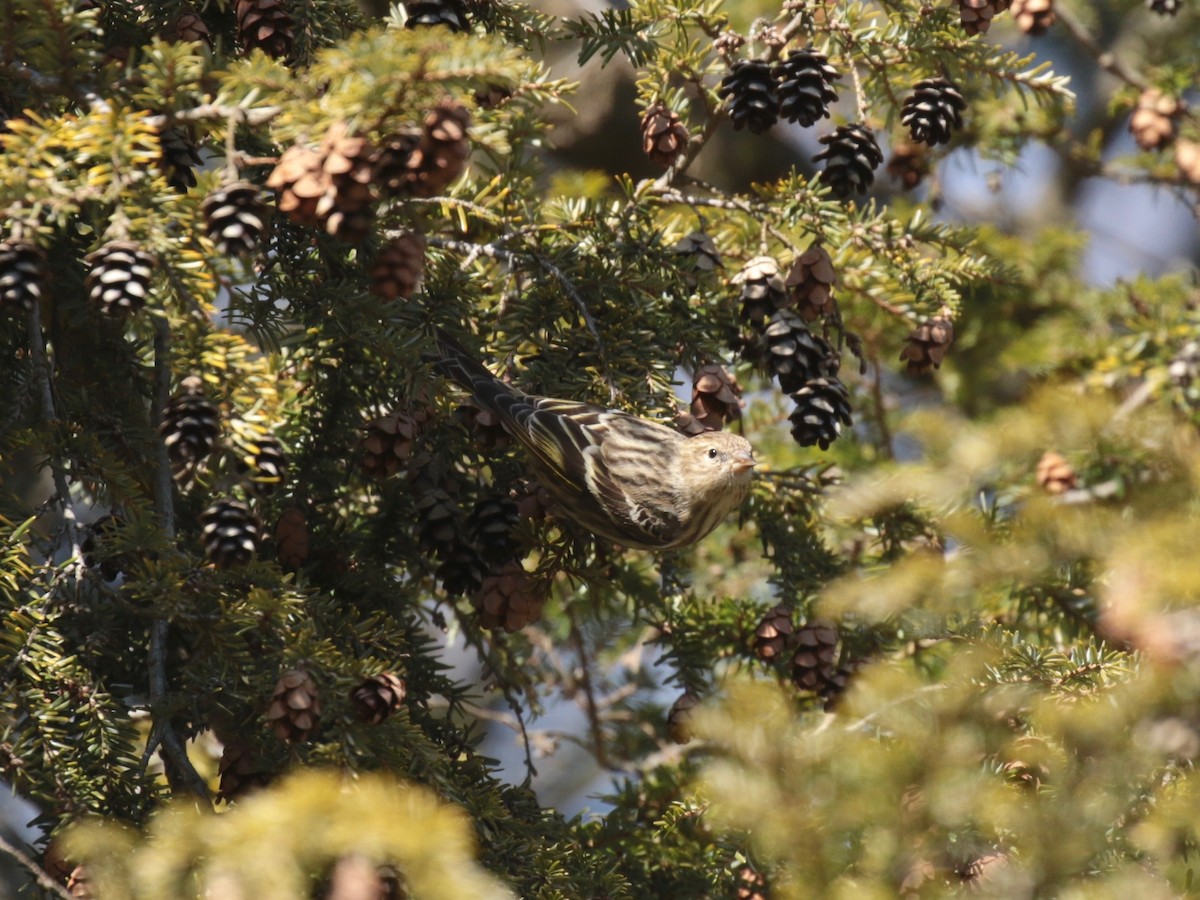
[361,409,428,479]
[267,123,377,241]
[236,0,295,58]
[266,668,321,742]
[1177,139,1200,184]
[672,230,722,279]
[370,233,427,300]
[735,864,769,900]
[688,363,742,432]
[472,560,547,631]
[784,245,836,321]
[640,101,689,167]
[791,619,839,694]
[734,255,789,326]
[456,400,512,451]
[1010,0,1055,34]
[1130,88,1180,151]
[274,506,309,570]
[169,6,212,44]
[886,140,930,191]
[217,738,273,802]
[666,691,699,744]
[956,0,1012,34]
[350,672,407,724]
[899,316,954,374]
[513,479,554,520]
[1035,450,1077,494]
[405,99,471,198]
[753,604,794,662]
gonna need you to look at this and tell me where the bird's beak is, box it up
[732,452,757,473]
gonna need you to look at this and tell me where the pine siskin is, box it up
[431,331,757,550]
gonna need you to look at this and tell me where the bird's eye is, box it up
[707,447,719,460]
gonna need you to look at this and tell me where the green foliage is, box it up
[0,0,1196,896]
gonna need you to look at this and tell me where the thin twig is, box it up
[0,833,74,900]
[143,317,211,807]
[144,104,282,129]
[423,236,618,399]
[868,351,895,460]
[1053,6,1147,92]
[567,605,612,770]
[27,303,84,567]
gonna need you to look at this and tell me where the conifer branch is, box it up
[0,833,74,900]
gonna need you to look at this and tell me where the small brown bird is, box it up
[431,331,757,550]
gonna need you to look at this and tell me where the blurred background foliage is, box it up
[0,0,1197,897]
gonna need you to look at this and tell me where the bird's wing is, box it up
[513,402,682,547]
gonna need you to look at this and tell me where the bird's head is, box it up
[678,430,757,502]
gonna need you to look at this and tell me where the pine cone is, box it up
[1130,88,1180,151]
[217,739,272,801]
[672,231,722,278]
[469,495,521,565]
[169,7,212,44]
[813,124,883,199]
[734,255,789,325]
[784,246,836,321]
[405,99,471,198]
[774,48,840,127]
[372,130,422,197]
[1011,0,1055,33]
[360,409,427,479]
[403,0,468,30]
[640,101,689,167]
[1035,450,1077,494]
[755,309,839,394]
[901,78,967,146]
[956,0,1012,35]
[1176,139,1200,184]
[886,140,930,190]
[200,499,260,568]
[203,182,270,256]
[718,59,780,134]
[1169,340,1200,388]
[1147,0,1180,14]
[370,233,427,300]
[67,864,94,899]
[666,691,699,744]
[266,668,321,742]
[688,363,742,431]
[267,123,377,242]
[456,401,512,451]
[899,316,955,374]
[472,560,546,631]
[84,241,156,318]
[435,539,485,597]
[159,375,220,479]
[513,479,554,520]
[413,481,462,560]
[350,672,407,724]
[791,618,839,694]
[157,126,201,192]
[789,377,853,450]
[753,603,794,662]
[274,506,309,570]
[242,435,287,494]
[0,239,44,314]
[236,0,295,58]
[735,864,769,900]
[81,514,130,582]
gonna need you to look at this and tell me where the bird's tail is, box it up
[428,328,517,413]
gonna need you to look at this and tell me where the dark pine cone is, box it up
[718,59,780,134]
[202,182,270,256]
[789,376,853,450]
[0,240,44,314]
[84,241,156,318]
[813,124,883,199]
[403,0,468,30]
[754,309,840,394]
[900,77,967,146]
[159,375,220,480]
[200,498,260,568]
[775,48,840,127]
[350,672,407,724]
